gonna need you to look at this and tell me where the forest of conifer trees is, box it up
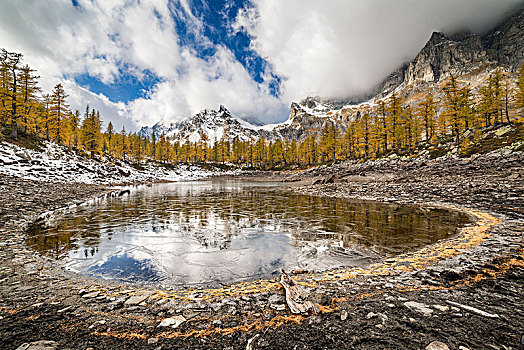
[2,48,524,170]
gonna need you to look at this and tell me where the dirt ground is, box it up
[0,149,523,350]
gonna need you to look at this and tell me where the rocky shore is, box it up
[0,149,523,349]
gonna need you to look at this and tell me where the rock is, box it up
[82,291,100,299]
[118,189,130,196]
[57,305,73,313]
[158,316,186,329]
[124,292,152,306]
[494,125,512,137]
[404,301,433,316]
[108,296,128,310]
[16,340,58,350]
[246,334,260,350]
[366,312,379,319]
[268,294,284,304]
[88,320,106,329]
[148,338,159,345]
[425,341,450,350]
[340,309,348,321]
[270,304,286,311]
[432,304,449,312]
[324,175,338,184]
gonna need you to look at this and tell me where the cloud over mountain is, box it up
[0,0,521,130]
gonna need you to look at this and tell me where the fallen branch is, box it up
[445,300,500,318]
[280,269,319,314]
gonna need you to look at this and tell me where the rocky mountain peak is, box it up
[483,7,524,68]
[377,7,524,97]
[428,31,448,44]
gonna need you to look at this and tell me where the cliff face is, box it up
[258,99,352,142]
[483,9,524,68]
[404,33,485,84]
[379,8,524,97]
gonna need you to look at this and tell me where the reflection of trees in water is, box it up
[26,185,468,259]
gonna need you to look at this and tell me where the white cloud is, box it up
[62,81,134,132]
[0,0,287,129]
[0,0,521,131]
[235,0,522,102]
[126,46,287,125]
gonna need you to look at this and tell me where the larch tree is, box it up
[69,109,81,149]
[81,106,102,158]
[517,63,524,122]
[105,121,114,156]
[375,100,388,153]
[0,49,23,138]
[48,83,70,144]
[442,74,463,144]
[18,64,40,134]
[417,94,437,143]
[386,93,403,151]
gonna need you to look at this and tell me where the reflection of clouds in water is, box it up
[32,181,468,287]
[69,223,292,285]
[88,253,161,283]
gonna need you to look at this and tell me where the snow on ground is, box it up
[0,141,239,185]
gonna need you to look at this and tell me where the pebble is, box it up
[425,341,450,350]
[148,338,159,345]
[340,310,348,321]
[404,301,433,316]
[158,316,186,329]
[15,340,58,350]
[432,304,449,312]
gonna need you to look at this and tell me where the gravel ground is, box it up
[0,148,522,350]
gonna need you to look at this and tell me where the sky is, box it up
[0,0,522,131]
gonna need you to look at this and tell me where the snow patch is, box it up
[0,141,238,185]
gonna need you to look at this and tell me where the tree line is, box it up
[1,47,523,170]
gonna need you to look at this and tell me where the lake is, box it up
[26,181,469,287]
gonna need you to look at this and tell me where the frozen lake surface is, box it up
[26,181,469,287]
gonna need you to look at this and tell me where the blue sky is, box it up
[72,0,281,105]
[0,0,521,130]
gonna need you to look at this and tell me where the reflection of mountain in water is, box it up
[25,181,469,287]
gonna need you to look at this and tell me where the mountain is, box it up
[141,7,524,145]
[258,98,352,142]
[139,105,262,145]
[377,7,524,98]
[297,7,524,126]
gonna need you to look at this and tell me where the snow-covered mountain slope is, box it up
[139,105,262,145]
[140,101,350,144]
[258,98,352,142]
[0,141,237,185]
